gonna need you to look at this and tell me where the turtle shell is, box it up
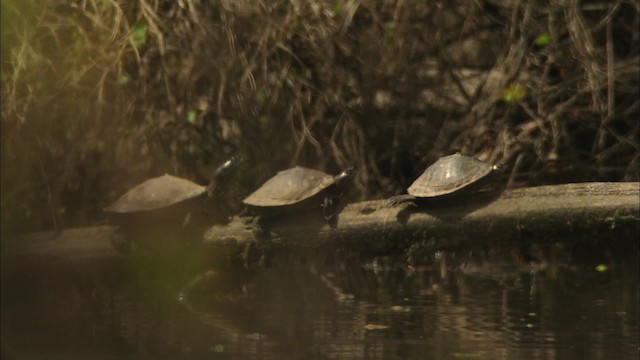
[407,153,496,198]
[243,167,336,207]
[105,174,206,213]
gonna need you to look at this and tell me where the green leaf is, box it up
[132,21,148,48]
[99,0,111,12]
[595,264,608,272]
[118,74,130,85]
[95,140,106,152]
[501,84,526,103]
[186,110,197,124]
[385,21,396,32]
[332,4,344,16]
[535,33,550,46]
[256,89,270,104]
[294,16,303,31]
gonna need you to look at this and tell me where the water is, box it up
[2,242,638,360]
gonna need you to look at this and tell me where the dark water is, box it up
[2,241,638,360]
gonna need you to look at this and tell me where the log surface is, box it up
[203,182,639,253]
[4,182,638,264]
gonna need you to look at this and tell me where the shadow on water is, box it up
[2,232,638,360]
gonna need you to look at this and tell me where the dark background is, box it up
[2,0,638,239]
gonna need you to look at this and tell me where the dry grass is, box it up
[1,0,638,237]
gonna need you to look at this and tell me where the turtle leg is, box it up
[242,241,272,271]
[110,226,132,255]
[388,194,416,205]
[327,213,339,229]
[323,196,340,228]
[238,206,249,217]
[251,215,271,240]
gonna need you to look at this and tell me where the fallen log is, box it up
[3,226,121,266]
[4,182,638,265]
[202,182,639,254]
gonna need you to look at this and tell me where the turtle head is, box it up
[215,157,239,177]
[334,167,356,184]
[206,157,240,197]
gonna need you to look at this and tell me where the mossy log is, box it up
[4,182,638,265]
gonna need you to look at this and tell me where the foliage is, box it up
[1,0,638,237]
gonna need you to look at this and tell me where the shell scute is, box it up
[407,154,494,197]
[243,167,335,207]
[105,174,206,213]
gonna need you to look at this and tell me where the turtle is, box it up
[105,158,238,253]
[242,166,355,238]
[389,153,499,205]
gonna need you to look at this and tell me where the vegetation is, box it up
[2,0,638,238]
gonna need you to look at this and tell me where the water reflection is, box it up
[2,243,638,359]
